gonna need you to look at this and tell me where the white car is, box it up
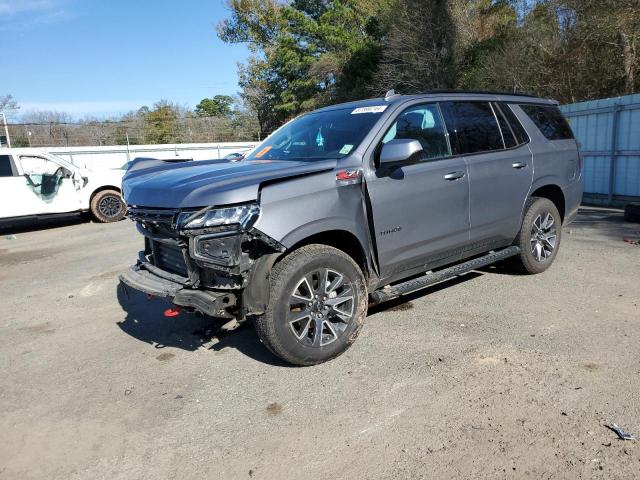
[0,149,126,224]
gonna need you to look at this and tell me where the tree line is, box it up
[219,0,639,134]
[0,95,260,148]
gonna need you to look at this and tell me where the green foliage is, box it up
[139,100,182,144]
[218,0,393,133]
[195,95,235,117]
[219,0,640,133]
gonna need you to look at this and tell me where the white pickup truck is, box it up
[0,149,126,224]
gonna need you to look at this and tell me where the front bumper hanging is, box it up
[119,258,236,318]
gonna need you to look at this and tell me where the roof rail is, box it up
[417,89,542,99]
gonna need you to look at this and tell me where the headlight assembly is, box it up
[178,204,260,231]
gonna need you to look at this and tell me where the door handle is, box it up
[512,162,527,169]
[443,171,465,181]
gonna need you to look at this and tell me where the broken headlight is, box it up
[178,203,260,231]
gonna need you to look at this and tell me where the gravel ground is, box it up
[1,207,639,479]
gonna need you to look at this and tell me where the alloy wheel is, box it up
[530,212,557,262]
[288,268,354,347]
[98,194,123,219]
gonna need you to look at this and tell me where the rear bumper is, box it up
[119,259,236,318]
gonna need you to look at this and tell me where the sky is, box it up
[1,0,250,118]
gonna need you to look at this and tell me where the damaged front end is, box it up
[119,203,284,321]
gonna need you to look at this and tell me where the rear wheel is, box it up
[510,197,562,274]
[255,244,368,366]
[90,189,126,223]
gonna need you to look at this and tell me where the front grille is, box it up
[152,241,188,277]
[128,207,179,225]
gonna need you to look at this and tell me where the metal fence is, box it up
[561,93,640,206]
[3,143,259,170]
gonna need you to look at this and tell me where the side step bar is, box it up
[370,246,520,305]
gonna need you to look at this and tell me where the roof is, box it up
[313,90,557,114]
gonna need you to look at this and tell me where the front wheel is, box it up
[90,189,126,223]
[255,244,368,366]
[510,197,562,274]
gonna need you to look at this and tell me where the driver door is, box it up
[365,103,470,279]
[17,155,83,215]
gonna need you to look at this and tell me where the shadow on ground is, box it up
[571,207,640,242]
[116,284,292,367]
[0,213,87,235]
[117,273,485,365]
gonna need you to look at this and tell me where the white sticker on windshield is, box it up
[351,106,388,115]
[339,144,354,155]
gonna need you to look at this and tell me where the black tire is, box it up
[90,189,126,223]
[255,244,368,366]
[509,197,562,274]
[624,204,640,223]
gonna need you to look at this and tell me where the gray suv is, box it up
[120,91,583,366]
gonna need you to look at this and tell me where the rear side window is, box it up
[520,105,574,140]
[0,155,14,177]
[440,102,504,155]
[382,103,450,160]
[498,103,529,145]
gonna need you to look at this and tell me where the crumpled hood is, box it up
[122,158,337,208]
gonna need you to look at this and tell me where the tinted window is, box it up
[382,104,449,160]
[493,103,517,148]
[499,103,529,144]
[245,106,385,162]
[520,105,574,140]
[0,155,13,177]
[440,102,504,155]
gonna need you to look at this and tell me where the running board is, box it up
[370,246,520,305]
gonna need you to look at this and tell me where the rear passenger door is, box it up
[440,101,533,247]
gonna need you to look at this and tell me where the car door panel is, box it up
[367,158,470,278]
[465,146,533,242]
[365,102,470,279]
[18,155,82,214]
[440,101,533,247]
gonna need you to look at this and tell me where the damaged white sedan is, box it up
[0,149,126,224]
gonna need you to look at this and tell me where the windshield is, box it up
[245,106,387,161]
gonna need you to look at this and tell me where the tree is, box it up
[0,94,19,116]
[195,95,234,117]
[218,0,393,133]
[142,100,184,144]
[374,0,456,94]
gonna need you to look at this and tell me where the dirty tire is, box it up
[255,244,368,366]
[509,197,562,274]
[90,190,126,223]
[624,204,640,223]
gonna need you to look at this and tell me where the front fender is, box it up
[253,170,373,264]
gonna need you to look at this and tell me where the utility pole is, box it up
[0,112,11,148]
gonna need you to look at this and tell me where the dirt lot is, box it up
[0,208,639,479]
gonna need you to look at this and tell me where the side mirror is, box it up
[61,167,74,179]
[379,139,423,165]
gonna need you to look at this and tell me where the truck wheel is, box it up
[510,197,562,274]
[90,190,126,223]
[255,244,368,366]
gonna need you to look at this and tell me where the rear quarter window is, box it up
[520,105,574,140]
